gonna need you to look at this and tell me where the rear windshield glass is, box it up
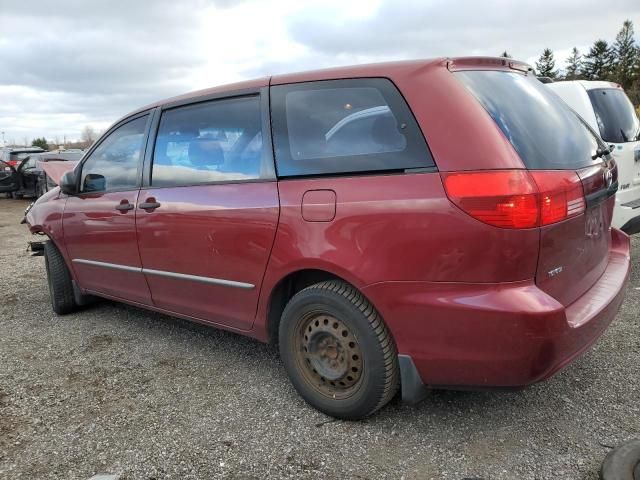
[10,150,43,161]
[455,70,601,170]
[587,88,640,143]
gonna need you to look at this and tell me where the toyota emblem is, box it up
[604,168,613,188]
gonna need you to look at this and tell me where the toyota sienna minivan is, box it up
[24,57,631,419]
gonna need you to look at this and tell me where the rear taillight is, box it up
[530,171,585,225]
[6,160,18,168]
[442,169,585,229]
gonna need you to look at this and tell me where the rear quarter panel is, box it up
[254,173,539,336]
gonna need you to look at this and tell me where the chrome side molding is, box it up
[72,258,142,273]
[143,268,254,289]
[72,259,254,290]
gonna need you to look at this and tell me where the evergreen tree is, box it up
[500,51,511,58]
[535,48,558,78]
[612,20,639,89]
[564,47,582,80]
[31,137,48,150]
[581,40,615,80]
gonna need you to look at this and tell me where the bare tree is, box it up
[80,126,97,148]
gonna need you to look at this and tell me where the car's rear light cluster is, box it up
[6,160,19,168]
[442,169,586,229]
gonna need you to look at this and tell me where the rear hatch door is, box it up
[454,68,617,306]
[586,87,640,206]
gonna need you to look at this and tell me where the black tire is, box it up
[44,241,78,315]
[279,280,399,420]
[601,440,640,480]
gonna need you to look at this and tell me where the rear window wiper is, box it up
[592,146,612,160]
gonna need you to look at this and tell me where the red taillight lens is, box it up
[442,170,586,229]
[6,160,18,168]
[530,171,585,225]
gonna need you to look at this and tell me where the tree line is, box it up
[502,19,640,106]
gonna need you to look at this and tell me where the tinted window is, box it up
[587,88,640,143]
[80,115,147,192]
[152,96,267,187]
[271,78,433,177]
[455,71,602,170]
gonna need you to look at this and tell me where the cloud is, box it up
[0,0,638,142]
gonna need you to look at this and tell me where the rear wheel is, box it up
[44,241,79,315]
[279,280,399,420]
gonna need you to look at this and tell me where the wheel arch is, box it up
[264,268,385,345]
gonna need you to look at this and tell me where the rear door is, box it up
[135,91,279,330]
[455,70,616,306]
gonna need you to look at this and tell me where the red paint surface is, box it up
[62,190,152,305]
[135,182,279,330]
[25,57,631,390]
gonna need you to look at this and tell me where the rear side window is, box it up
[271,78,433,177]
[587,88,640,143]
[152,96,269,187]
[455,70,601,170]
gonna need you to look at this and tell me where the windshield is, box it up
[455,70,602,170]
[587,88,640,143]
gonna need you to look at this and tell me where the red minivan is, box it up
[25,57,630,419]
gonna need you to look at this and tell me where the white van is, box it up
[546,80,640,234]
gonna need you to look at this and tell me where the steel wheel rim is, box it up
[295,311,364,400]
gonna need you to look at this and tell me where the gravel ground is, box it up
[0,198,638,480]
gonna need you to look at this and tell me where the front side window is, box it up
[271,78,434,177]
[151,96,266,187]
[80,115,148,192]
[587,88,640,143]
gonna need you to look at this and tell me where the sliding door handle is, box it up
[115,200,134,212]
[139,199,161,211]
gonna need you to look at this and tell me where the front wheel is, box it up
[279,280,399,420]
[44,241,79,315]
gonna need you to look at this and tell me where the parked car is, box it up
[0,150,83,198]
[546,80,640,234]
[0,147,45,197]
[24,57,630,419]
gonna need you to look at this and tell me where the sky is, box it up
[0,0,638,145]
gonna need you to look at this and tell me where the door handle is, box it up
[115,200,134,212]
[139,199,161,211]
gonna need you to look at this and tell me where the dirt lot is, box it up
[0,198,638,480]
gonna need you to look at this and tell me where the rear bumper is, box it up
[363,229,630,400]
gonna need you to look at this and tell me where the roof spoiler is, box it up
[447,57,533,73]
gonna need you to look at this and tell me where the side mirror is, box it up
[59,171,78,195]
[83,173,106,192]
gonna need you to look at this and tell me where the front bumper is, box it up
[363,229,631,401]
[614,188,640,234]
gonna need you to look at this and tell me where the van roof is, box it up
[549,79,623,91]
[123,56,531,122]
